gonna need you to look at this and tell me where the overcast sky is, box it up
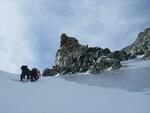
[0,0,150,73]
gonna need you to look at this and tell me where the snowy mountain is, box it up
[0,58,150,113]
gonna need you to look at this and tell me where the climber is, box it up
[20,65,41,82]
[30,68,41,82]
[20,65,31,81]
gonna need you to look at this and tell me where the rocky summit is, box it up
[43,33,126,76]
[123,28,150,59]
[42,28,150,76]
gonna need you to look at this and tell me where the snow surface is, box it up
[0,59,150,113]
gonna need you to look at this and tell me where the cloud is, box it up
[0,0,150,73]
[56,0,150,49]
[0,0,36,73]
[23,0,149,69]
[25,0,150,50]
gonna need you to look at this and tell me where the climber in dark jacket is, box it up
[20,65,31,81]
[30,68,41,82]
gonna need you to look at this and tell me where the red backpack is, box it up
[31,68,41,80]
[36,70,41,80]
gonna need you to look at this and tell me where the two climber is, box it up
[20,65,41,82]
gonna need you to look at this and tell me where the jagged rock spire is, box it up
[60,33,79,48]
[43,34,124,76]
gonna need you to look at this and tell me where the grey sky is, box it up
[0,0,150,73]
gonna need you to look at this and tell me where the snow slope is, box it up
[0,59,150,113]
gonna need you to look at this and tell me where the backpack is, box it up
[31,68,41,80]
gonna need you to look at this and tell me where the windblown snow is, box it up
[0,59,150,113]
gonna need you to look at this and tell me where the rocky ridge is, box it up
[43,33,126,76]
[123,28,150,59]
[43,28,150,76]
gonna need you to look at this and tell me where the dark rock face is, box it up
[112,50,128,61]
[143,50,150,60]
[103,48,111,55]
[42,28,150,76]
[60,33,79,48]
[55,33,87,68]
[42,33,122,76]
[123,28,150,59]
[88,55,121,74]
[42,66,61,76]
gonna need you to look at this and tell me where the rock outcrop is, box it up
[43,28,150,76]
[55,33,87,68]
[112,50,128,61]
[123,28,150,59]
[88,55,121,74]
[43,33,122,76]
[143,50,150,60]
